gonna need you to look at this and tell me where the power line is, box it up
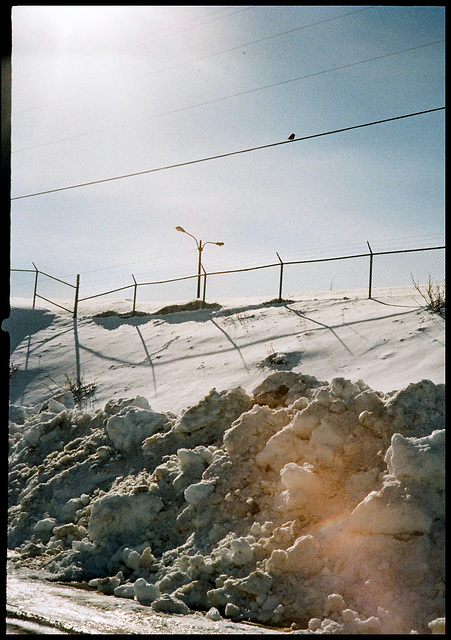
[12,39,444,155]
[135,40,446,120]
[11,107,445,201]
[136,6,375,80]
[12,6,253,88]
[143,5,255,42]
[13,6,372,117]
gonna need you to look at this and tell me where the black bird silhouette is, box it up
[288,133,295,140]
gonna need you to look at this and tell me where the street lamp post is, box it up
[175,226,224,299]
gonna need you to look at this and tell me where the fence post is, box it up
[73,274,80,318]
[276,252,284,302]
[32,262,39,309]
[132,274,138,315]
[201,265,207,308]
[367,241,373,299]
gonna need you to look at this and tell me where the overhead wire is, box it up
[12,5,253,87]
[136,6,375,80]
[129,40,446,121]
[11,107,445,201]
[12,39,444,154]
[140,5,255,43]
[11,231,445,287]
[13,6,373,117]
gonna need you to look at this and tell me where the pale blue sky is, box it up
[10,5,445,301]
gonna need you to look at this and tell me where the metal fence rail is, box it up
[10,244,445,317]
[11,262,79,315]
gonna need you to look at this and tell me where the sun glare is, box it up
[42,5,127,38]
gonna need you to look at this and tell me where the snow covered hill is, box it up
[6,289,445,414]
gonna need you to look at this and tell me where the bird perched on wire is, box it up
[288,133,295,140]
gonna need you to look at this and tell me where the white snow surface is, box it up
[6,291,445,634]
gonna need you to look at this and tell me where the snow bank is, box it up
[8,373,445,634]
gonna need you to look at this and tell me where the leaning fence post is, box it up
[32,262,39,309]
[276,252,284,302]
[132,274,138,315]
[367,241,373,299]
[201,265,207,308]
[73,274,80,318]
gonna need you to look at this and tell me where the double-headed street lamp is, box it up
[175,226,224,299]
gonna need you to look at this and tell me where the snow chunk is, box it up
[151,594,190,614]
[122,548,141,570]
[348,481,433,535]
[104,395,152,415]
[266,535,323,576]
[51,391,75,409]
[281,462,324,495]
[34,517,57,532]
[324,593,346,615]
[255,423,308,472]
[230,537,254,566]
[106,406,170,454]
[114,583,135,599]
[184,480,215,506]
[174,387,251,435]
[428,618,445,634]
[224,404,290,455]
[177,448,209,476]
[91,574,123,595]
[205,607,222,621]
[385,430,445,486]
[234,570,272,595]
[225,602,241,619]
[134,578,161,605]
[72,538,96,553]
[385,380,445,436]
[252,371,324,408]
[88,492,163,544]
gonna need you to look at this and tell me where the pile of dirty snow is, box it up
[8,371,445,634]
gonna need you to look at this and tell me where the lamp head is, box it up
[175,226,185,233]
[216,242,224,246]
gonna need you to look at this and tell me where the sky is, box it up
[8,5,445,302]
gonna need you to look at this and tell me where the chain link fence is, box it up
[282,255,370,300]
[10,245,445,316]
[370,247,445,295]
[202,265,281,301]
